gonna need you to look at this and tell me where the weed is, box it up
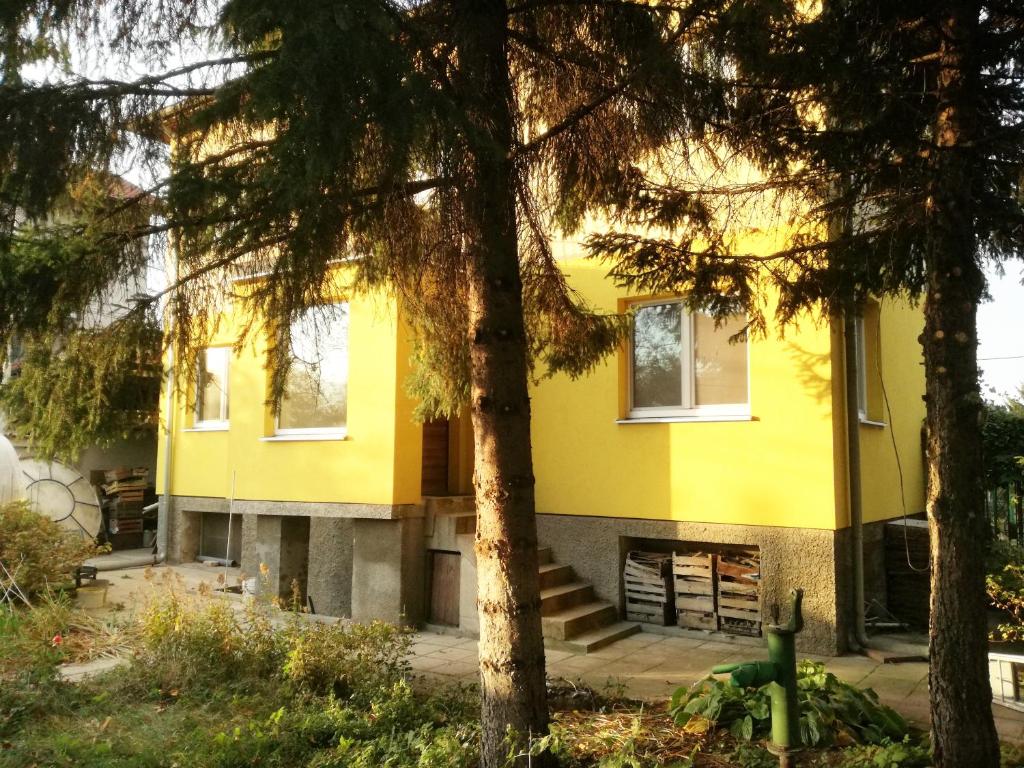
[825,738,931,767]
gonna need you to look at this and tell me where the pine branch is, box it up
[513,0,718,158]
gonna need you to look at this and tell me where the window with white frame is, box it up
[853,315,868,420]
[629,300,749,418]
[276,304,349,435]
[195,347,230,427]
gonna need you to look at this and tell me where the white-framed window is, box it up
[853,315,868,420]
[195,346,230,428]
[628,299,749,419]
[275,304,349,436]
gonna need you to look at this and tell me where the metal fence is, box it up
[987,482,1024,547]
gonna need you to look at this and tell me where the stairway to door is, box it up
[537,546,640,653]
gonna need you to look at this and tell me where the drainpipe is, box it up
[843,310,871,651]
[156,346,174,562]
[156,242,178,564]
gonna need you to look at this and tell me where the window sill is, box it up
[260,432,348,442]
[183,425,229,433]
[617,415,756,424]
[859,418,887,428]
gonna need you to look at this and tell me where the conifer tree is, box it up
[591,2,1023,764]
[0,2,732,763]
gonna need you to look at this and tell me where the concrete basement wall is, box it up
[307,517,354,617]
[536,513,846,655]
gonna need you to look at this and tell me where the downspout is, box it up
[155,346,173,564]
[156,239,177,564]
[843,309,870,651]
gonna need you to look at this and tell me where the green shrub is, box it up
[281,619,412,700]
[0,500,104,596]
[988,563,1024,642]
[181,682,479,768]
[133,576,282,695]
[670,661,911,748]
[131,574,412,704]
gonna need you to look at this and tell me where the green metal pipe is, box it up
[712,588,804,768]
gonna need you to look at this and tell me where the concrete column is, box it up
[351,517,425,625]
[168,507,200,564]
[254,515,310,603]
[307,517,354,618]
[456,531,478,634]
[240,513,259,577]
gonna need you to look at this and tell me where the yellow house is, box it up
[156,237,925,654]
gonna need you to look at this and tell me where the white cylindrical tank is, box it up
[0,433,26,504]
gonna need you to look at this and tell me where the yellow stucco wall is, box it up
[529,257,842,529]
[155,290,424,506]
[853,299,928,524]
[156,261,926,529]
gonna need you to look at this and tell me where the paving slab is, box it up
[58,656,129,682]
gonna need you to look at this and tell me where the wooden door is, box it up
[429,551,461,626]
[421,418,450,495]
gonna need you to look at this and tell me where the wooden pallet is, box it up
[673,552,716,630]
[715,549,761,637]
[624,552,673,625]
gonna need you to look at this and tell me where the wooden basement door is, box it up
[429,551,461,627]
[421,418,450,495]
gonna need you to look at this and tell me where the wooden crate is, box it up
[715,549,761,637]
[624,551,673,625]
[673,552,716,630]
[110,516,143,534]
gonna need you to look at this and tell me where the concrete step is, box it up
[536,547,554,566]
[541,601,617,641]
[538,562,575,590]
[545,621,642,654]
[422,495,475,517]
[540,582,594,615]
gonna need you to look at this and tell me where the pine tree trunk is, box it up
[924,4,999,765]
[453,2,551,765]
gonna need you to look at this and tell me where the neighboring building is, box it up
[156,244,926,654]
[1,176,160,543]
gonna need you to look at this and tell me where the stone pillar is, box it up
[307,517,354,618]
[240,513,258,578]
[254,515,310,604]
[456,528,478,634]
[351,517,425,625]
[168,507,201,564]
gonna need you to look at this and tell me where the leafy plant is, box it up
[1002,741,1024,768]
[0,501,104,596]
[988,561,1024,642]
[830,738,932,768]
[670,661,911,748]
[727,743,777,768]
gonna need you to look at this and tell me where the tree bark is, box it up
[453,2,551,765]
[924,3,1000,765]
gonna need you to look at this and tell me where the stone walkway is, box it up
[410,628,1024,742]
[72,562,1024,743]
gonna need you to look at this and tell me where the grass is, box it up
[3,573,1021,768]
[2,676,282,767]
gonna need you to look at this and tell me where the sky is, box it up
[978,263,1024,402]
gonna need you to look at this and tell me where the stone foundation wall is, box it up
[535,513,847,655]
[307,517,354,618]
[165,494,884,655]
[165,495,421,622]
